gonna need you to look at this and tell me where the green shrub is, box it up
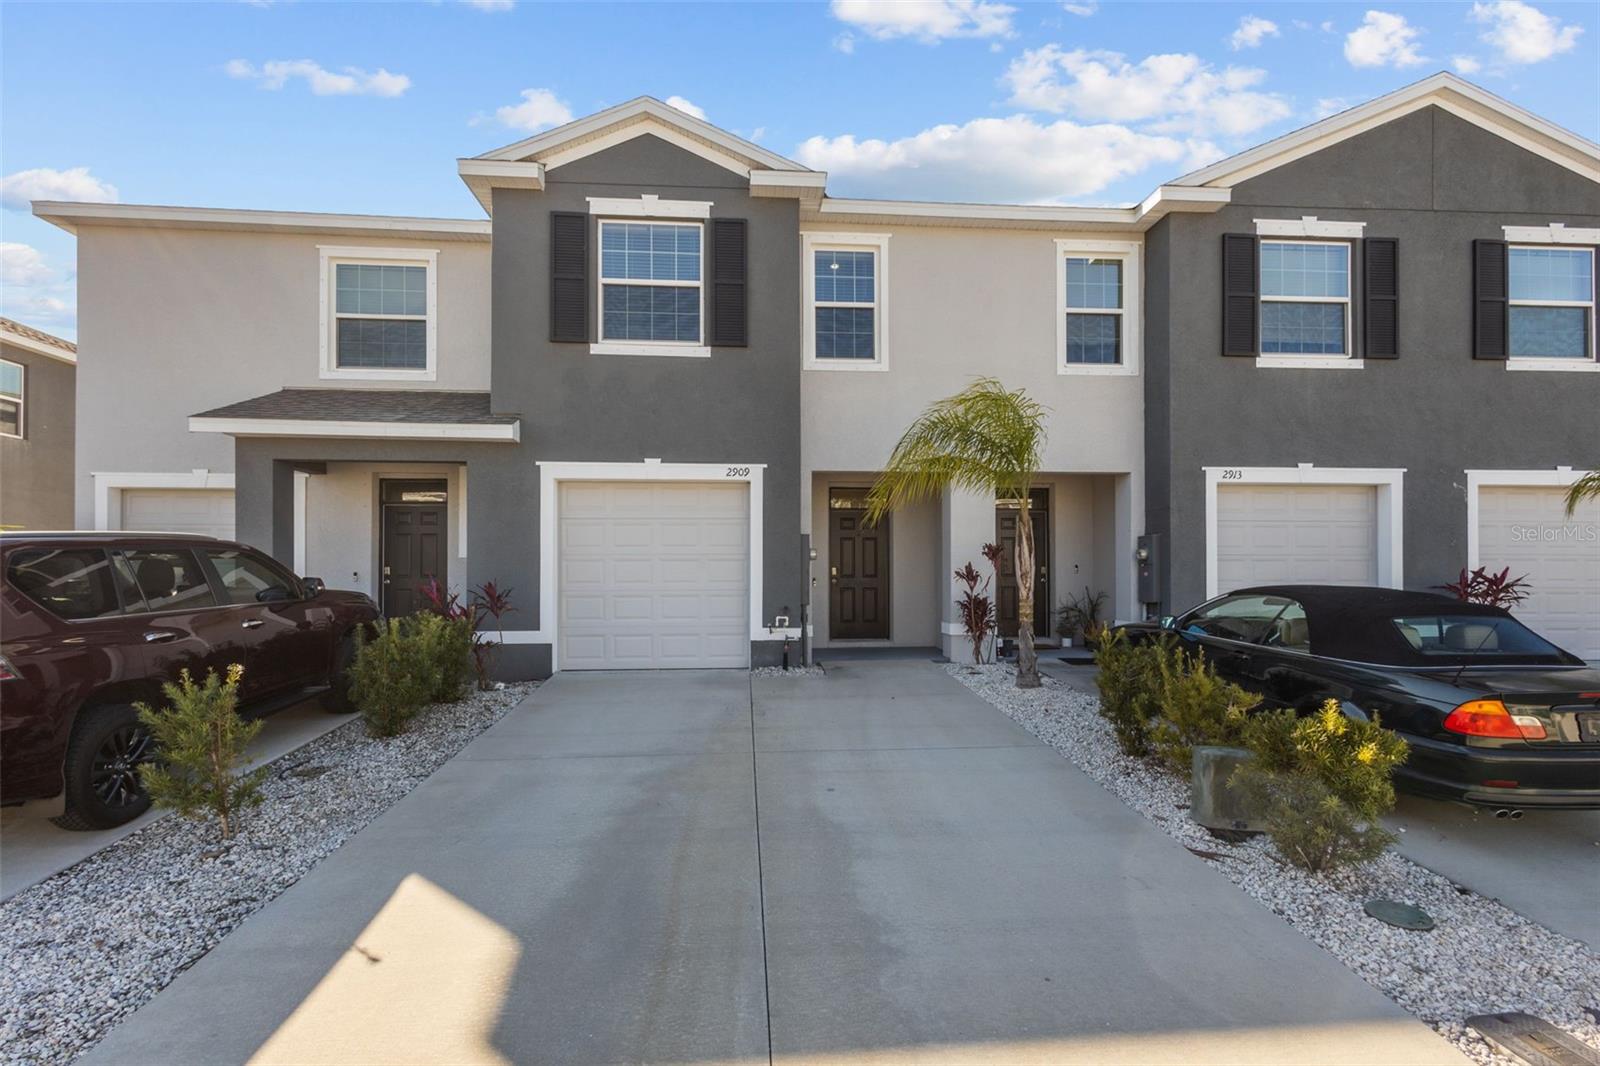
[1231,699,1410,873]
[349,619,437,737]
[137,664,266,840]
[1092,630,1173,756]
[411,611,474,703]
[1148,648,1261,776]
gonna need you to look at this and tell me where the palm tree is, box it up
[865,378,1048,689]
[1565,471,1600,516]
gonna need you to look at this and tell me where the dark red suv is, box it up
[1,532,378,829]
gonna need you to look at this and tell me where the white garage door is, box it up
[1478,486,1600,660]
[1217,484,1378,593]
[121,489,236,540]
[558,481,750,670]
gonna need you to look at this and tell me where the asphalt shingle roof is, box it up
[193,388,518,424]
[0,317,77,353]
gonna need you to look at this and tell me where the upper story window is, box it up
[318,246,438,382]
[0,359,22,438]
[1259,240,1350,356]
[804,232,890,371]
[599,221,703,348]
[1056,239,1140,376]
[1508,246,1594,361]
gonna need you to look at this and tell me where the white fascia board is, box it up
[586,195,712,219]
[0,327,76,365]
[1171,73,1600,189]
[456,158,545,214]
[32,201,492,241]
[750,170,828,201]
[1255,216,1366,238]
[811,185,1227,231]
[188,417,520,442]
[1502,223,1600,244]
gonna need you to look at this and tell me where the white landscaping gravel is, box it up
[751,664,826,679]
[0,682,536,1066]
[949,663,1600,1066]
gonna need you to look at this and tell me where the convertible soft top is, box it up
[1230,585,1533,665]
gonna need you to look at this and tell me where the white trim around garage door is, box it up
[92,470,236,532]
[1463,466,1595,569]
[530,459,796,671]
[1203,463,1405,598]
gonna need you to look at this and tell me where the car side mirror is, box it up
[302,577,326,598]
[1159,615,1177,631]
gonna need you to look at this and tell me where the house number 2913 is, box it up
[726,467,751,478]
[1220,469,1244,480]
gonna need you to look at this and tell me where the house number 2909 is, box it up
[726,467,751,478]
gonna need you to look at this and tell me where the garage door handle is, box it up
[143,631,177,644]
[242,619,265,630]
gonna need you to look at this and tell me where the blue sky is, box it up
[3,0,1597,338]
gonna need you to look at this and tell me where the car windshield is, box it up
[1391,614,1566,660]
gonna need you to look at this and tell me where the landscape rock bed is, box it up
[0,683,536,1066]
[751,664,826,679]
[949,663,1600,1066]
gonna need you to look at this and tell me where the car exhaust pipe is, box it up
[1492,808,1525,819]
[1493,808,1510,819]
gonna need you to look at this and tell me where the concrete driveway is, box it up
[83,663,1462,1065]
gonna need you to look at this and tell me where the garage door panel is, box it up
[1477,486,1599,660]
[559,481,750,670]
[1218,484,1378,593]
[121,489,236,540]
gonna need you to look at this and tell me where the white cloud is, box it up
[794,114,1215,203]
[226,58,411,96]
[829,0,1016,43]
[1229,16,1279,50]
[0,166,119,211]
[1343,11,1426,68]
[1452,54,1484,73]
[833,32,857,53]
[664,95,707,121]
[0,243,75,333]
[493,88,573,132]
[0,243,56,287]
[1062,2,1097,15]
[1003,47,1291,137]
[462,0,514,9]
[1471,1,1582,64]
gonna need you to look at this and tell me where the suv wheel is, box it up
[54,704,155,831]
[321,635,358,713]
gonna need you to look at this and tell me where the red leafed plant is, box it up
[419,577,517,689]
[1435,566,1532,608]
[955,544,1001,666]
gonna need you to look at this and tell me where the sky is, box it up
[3,0,1598,339]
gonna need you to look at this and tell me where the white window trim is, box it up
[318,245,439,383]
[1202,464,1404,598]
[1257,238,1355,365]
[803,231,891,372]
[532,460,791,670]
[586,194,713,220]
[1056,238,1141,377]
[1504,244,1597,370]
[91,470,235,532]
[1501,223,1600,245]
[593,218,707,358]
[0,357,23,439]
[1464,467,1596,570]
[1255,216,1366,239]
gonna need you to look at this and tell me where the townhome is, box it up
[0,317,76,529]
[36,73,1599,676]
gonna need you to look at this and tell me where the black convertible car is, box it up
[1124,586,1600,811]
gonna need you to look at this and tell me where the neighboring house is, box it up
[35,73,1600,674]
[0,318,76,530]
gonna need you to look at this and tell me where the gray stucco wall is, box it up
[1145,106,1600,610]
[0,342,75,529]
[491,134,805,660]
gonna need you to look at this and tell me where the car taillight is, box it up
[0,654,18,681]
[1443,699,1545,740]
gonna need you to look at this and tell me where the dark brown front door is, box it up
[381,480,448,617]
[829,490,890,640]
[996,488,1049,639]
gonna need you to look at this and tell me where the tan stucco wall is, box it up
[0,341,75,529]
[73,226,491,525]
[809,472,940,648]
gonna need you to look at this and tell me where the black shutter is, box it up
[1472,239,1508,359]
[708,218,748,347]
[1221,233,1258,357]
[550,212,588,344]
[1363,238,1399,359]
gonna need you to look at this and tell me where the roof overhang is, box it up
[0,325,76,365]
[188,416,520,442]
[1173,72,1600,188]
[804,184,1229,232]
[456,159,546,214]
[34,202,493,242]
